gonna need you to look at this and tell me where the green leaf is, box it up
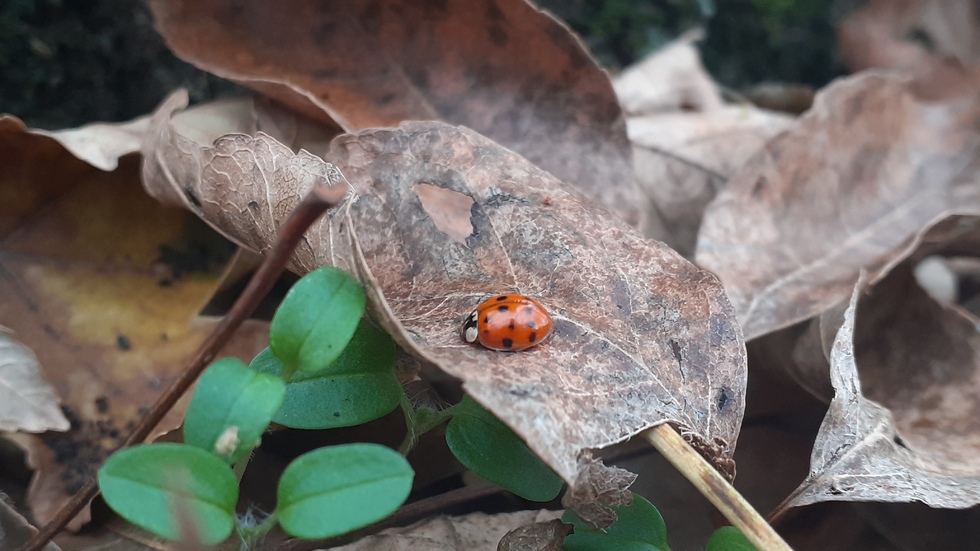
[277,443,414,539]
[445,395,563,502]
[252,319,401,429]
[706,526,757,551]
[269,267,366,374]
[97,443,238,545]
[183,358,286,463]
[562,494,668,551]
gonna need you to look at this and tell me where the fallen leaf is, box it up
[612,34,794,257]
[329,510,563,551]
[33,117,150,172]
[560,455,635,528]
[147,0,650,234]
[629,106,793,257]
[613,30,723,116]
[0,331,70,433]
[142,100,747,494]
[0,116,267,528]
[496,518,571,551]
[695,71,980,340]
[839,0,980,106]
[780,271,980,511]
[0,491,62,551]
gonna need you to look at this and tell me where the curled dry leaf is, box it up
[147,0,650,233]
[780,271,980,512]
[0,332,70,433]
[0,116,267,528]
[560,454,635,528]
[142,99,747,491]
[32,116,149,172]
[696,72,980,340]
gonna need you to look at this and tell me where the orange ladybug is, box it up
[461,294,553,351]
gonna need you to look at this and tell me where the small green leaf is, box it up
[269,267,366,374]
[277,443,414,539]
[183,358,286,463]
[252,320,401,429]
[445,396,563,502]
[98,443,238,545]
[706,526,756,551]
[562,494,668,551]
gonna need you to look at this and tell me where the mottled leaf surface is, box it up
[696,72,980,339]
[147,0,647,232]
[142,102,746,485]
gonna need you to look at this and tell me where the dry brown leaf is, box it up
[142,99,747,492]
[496,519,571,551]
[0,491,62,551]
[629,106,793,257]
[33,117,150,172]
[837,0,980,105]
[0,331,70,433]
[327,510,562,551]
[780,272,980,511]
[0,116,267,528]
[147,0,650,234]
[695,72,980,340]
[613,31,723,116]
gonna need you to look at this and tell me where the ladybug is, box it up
[461,294,553,351]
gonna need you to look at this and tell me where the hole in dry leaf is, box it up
[414,183,475,243]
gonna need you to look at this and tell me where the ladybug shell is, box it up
[461,294,553,351]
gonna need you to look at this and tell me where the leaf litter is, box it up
[141,96,748,505]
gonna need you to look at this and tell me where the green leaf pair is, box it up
[99,267,414,544]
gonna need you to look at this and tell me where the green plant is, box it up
[562,494,757,551]
[97,266,564,546]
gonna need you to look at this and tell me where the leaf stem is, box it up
[641,424,792,551]
[238,510,280,546]
[396,395,457,456]
[18,180,349,551]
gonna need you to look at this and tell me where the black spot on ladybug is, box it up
[496,295,509,301]
[523,306,534,315]
[502,338,513,349]
[528,332,537,343]
[483,329,491,335]
[116,334,131,351]
[483,316,491,324]
[508,320,515,330]
[527,320,537,328]
[497,305,510,313]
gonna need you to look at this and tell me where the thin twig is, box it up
[20,182,348,551]
[641,424,793,551]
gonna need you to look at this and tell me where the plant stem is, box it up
[238,510,280,546]
[641,424,793,551]
[18,180,349,551]
[396,396,457,456]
